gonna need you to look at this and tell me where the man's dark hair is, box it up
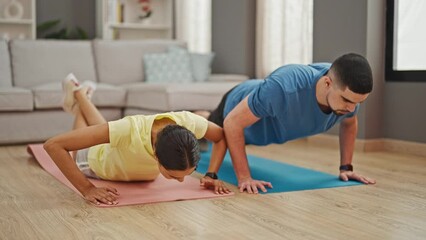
[155,125,200,171]
[330,53,373,94]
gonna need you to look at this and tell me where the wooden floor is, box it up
[1,140,425,240]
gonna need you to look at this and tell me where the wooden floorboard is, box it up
[0,141,425,240]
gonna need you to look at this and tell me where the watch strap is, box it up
[339,164,353,171]
[204,172,218,179]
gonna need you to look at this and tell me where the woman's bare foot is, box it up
[62,73,80,113]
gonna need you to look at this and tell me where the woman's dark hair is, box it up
[330,53,373,94]
[154,125,200,171]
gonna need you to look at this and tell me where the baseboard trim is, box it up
[307,134,426,158]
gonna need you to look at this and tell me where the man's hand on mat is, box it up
[200,177,232,194]
[238,178,273,194]
[339,171,376,184]
[83,186,120,205]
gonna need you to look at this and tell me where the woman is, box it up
[44,74,230,205]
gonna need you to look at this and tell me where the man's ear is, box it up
[325,76,332,87]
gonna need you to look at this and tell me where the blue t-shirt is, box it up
[223,63,358,146]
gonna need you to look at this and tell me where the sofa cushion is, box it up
[0,109,122,145]
[10,40,97,88]
[0,40,12,88]
[144,47,193,83]
[93,40,187,85]
[124,82,240,111]
[0,87,33,111]
[90,83,127,108]
[32,82,126,109]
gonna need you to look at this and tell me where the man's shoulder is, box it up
[273,62,330,70]
[270,63,330,79]
[266,63,329,92]
[308,62,332,71]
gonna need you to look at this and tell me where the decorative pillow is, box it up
[143,47,193,83]
[190,52,215,82]
[169,46,215,82]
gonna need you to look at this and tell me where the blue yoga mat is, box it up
[197,149,362,194]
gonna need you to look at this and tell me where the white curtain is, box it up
[256,0,313,78]
[175,0,212,53]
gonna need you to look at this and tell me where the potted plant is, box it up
[138,0,153,24]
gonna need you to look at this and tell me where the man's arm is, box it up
[339,115,357,166]
[43,123,120,204]
[223,96,273,193]
[339,116,376,184]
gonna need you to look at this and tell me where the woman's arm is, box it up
[200,121,231,194]
[203,121,226,173]
[43,123,119,205]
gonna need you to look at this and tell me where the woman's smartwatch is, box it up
[204,172,218,179]
[339,164,353,172]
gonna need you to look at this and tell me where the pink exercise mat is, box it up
[27,144,233,207]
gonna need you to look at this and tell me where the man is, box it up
[206,53,376,193]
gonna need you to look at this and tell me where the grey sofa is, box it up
[0,39,247,144]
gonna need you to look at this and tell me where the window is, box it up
[385,0,426,82]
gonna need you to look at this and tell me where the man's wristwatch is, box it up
[204,172,218,179]
[339,164,353,172]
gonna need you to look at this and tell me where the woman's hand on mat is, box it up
[83,186,120,205]
[200,177,232,194]
[238,178,273,194]
[339,171,376,184]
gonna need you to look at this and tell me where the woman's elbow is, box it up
[43,138,59,153]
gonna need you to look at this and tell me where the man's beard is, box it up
[333,109,350,116]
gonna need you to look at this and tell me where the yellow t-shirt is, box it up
[87,111,208,181]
